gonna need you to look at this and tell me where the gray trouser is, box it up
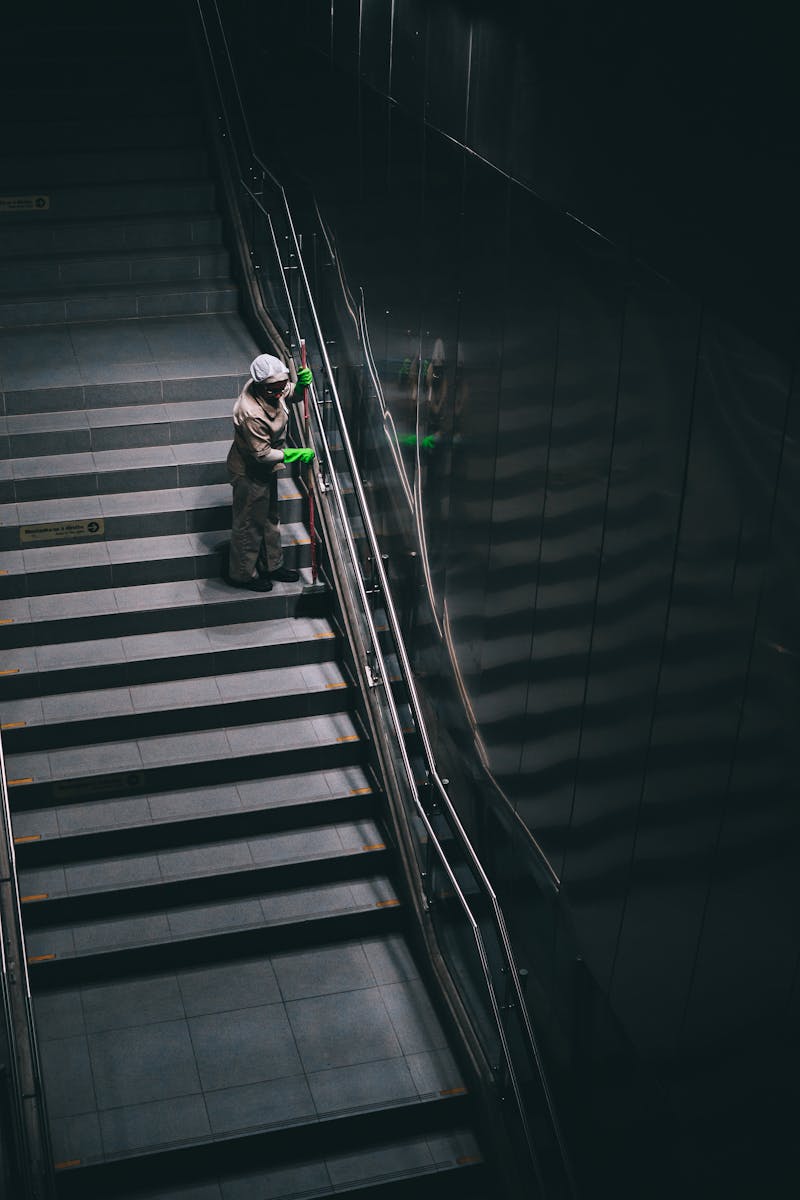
[228,471,283,581]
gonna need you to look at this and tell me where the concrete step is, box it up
[0,147,209,191]
[17,814,387,932]
[0,476,303,552]
[0,570,330,649]
[0,275,237,329]
[0,211,222,259]
[12,764,373,852]
[25,871,402,991]
[1,439,233,503]
[0,83,197,124]
[0,524,312,599]
[6,709,367,813]
[1,113,204,155]
[0,245,229,297]
[3,396,237,458]
[0,608,337,699]
[4,659,355,753]
[0,177,216,225]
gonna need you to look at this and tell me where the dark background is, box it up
[218,2,799,1195]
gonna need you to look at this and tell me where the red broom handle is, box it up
[300,340,318,583]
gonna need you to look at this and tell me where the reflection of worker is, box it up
[226,353,314,592]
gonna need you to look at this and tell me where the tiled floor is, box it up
[35,935,464,1165]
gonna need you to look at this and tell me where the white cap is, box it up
[250,353,289,384]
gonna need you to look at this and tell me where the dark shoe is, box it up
[227,574,273,592]
[267,565,300,583]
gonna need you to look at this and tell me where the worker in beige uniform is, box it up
[226,353,314,592]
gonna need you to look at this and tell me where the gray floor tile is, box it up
[11,807,60,841]
[272,942,375,1002]
[130,676,221,712]
[379,980,449,1056]
[57,795,152,836]
[157,839,252,879]
[17,495,102,523]
[41,1035,97,1118]
[81,975,184,1033]
[116,580,201,610]
[126,1180,224,1200]
[33,990,85,1041]
[35,637,124,671]
[99,1094,210,1157]
[177,956,280,1017]
[50,1112,103,1165]
[361,935,419,985]
[248,825,343,866]
[223,720,307,757]
[205,1074,315,1135]
[287,987,402,1074]
[65,854,160,892]
[188,1003,302,1091]
[426,1129,482,1165]
[335,819,383,850]
[204,618,293,650]
[219,1162,330,1200]
[325,1137,434,1187]
[90,1019,200,1108]
[48,740,143,778]
[18,866,67,898]
[260,882,356,925]
[29,589,117,620]
[215,667,300,702]
[407,1048,465,1097]
[12,451,95,479]
[72,913,171,954]
[25,926,75,960]
[42,688,132,723]
[137,728,230,766]
[345,877,398,907]
[148,783,239,821]
[308,1056,417,1116]
[167,898,264,938]
[122,628,212,660]
[107,532,188,562]
[235,771,331,809]
[125,1186,222,1200]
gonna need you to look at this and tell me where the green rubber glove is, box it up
[296,366,313,389]
[284,446,315,464]
[400,433,436,452]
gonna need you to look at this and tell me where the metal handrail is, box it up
[0,732,54,1199]
[194,4,575,1193]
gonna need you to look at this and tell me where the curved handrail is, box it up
[194,4,576,1193]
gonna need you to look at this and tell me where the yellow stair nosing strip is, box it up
[14,834,42,844]
[8,777,33,786]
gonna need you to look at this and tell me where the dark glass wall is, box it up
[220,1,800,1195]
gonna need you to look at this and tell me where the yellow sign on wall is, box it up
[0,195,50,213]
[20,518,105,544]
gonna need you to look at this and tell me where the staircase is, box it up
[0,5,489,1198]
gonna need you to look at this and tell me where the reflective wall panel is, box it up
[225,1,800,1194]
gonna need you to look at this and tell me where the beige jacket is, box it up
[226,380,295,479]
